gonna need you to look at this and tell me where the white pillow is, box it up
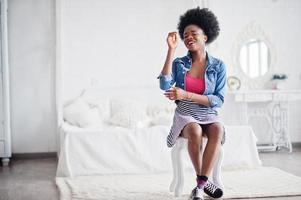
[63,97,102,128]
[81,92,111,120]
[149,113,173,126]
[107,99,149,129]
[146,103,176,118]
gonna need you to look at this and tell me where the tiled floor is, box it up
[0,147,301,200]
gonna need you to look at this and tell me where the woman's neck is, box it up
[191,50,206,63]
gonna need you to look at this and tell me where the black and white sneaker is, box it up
[204,181,223,198]
[190,186,204,200]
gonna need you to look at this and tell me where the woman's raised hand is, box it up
[167,32,178,50]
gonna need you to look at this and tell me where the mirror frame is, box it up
[232,21,276,90]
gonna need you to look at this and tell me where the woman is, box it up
[158,7,226,200]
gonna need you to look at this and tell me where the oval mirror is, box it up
[239,39,270,78]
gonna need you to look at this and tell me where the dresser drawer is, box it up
[0,141,5,157]
[0,126,4,139]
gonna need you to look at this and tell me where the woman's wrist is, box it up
[185,91,189,100]
[189,93,194,101]
[185,91,194,101]
[168,47,176,53]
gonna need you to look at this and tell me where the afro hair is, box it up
[177,7,220,44]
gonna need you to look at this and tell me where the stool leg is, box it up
[212,146,224,190]
[170,138,186,197]
[169,143,179,193]
[175,143,185,197]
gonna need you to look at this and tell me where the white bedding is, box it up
[56,123,262,177]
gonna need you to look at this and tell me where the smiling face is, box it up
[183,24,207,52]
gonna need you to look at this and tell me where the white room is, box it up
[1,0,301,199]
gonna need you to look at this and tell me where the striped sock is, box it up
[196,175,208,189]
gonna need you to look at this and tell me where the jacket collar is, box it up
[186,51,214,66]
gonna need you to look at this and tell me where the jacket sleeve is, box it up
[157,58,178,90]
[205,61,227,108]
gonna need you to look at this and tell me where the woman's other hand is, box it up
[167,32,178,50]
[164,87,187,100]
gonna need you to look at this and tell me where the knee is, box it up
[207,123,223,143]
[184,123,202,142]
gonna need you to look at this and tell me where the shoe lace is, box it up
[205,182,218,194]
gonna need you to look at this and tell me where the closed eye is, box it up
[184,32,198,38]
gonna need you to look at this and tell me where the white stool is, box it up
[169,137,224,197]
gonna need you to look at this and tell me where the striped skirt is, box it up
[167,100,225,148]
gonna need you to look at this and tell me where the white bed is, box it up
[56,88,262,177]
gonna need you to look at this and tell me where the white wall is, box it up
[8,0,57,153]
[210,0,301,89]
[58,0,198,102]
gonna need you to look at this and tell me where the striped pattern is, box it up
[176,100,217,121]
[167,101,222,147]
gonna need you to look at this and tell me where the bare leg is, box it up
[181,122,203,175]
[201,123,223,177]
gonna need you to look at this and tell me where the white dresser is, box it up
[0,0,11,166]
[228,90,301,152]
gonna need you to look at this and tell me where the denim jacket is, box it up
[158,52,226,109]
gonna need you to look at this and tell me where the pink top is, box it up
[185,73,205,94]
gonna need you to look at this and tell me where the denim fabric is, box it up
[158,52,226,108]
